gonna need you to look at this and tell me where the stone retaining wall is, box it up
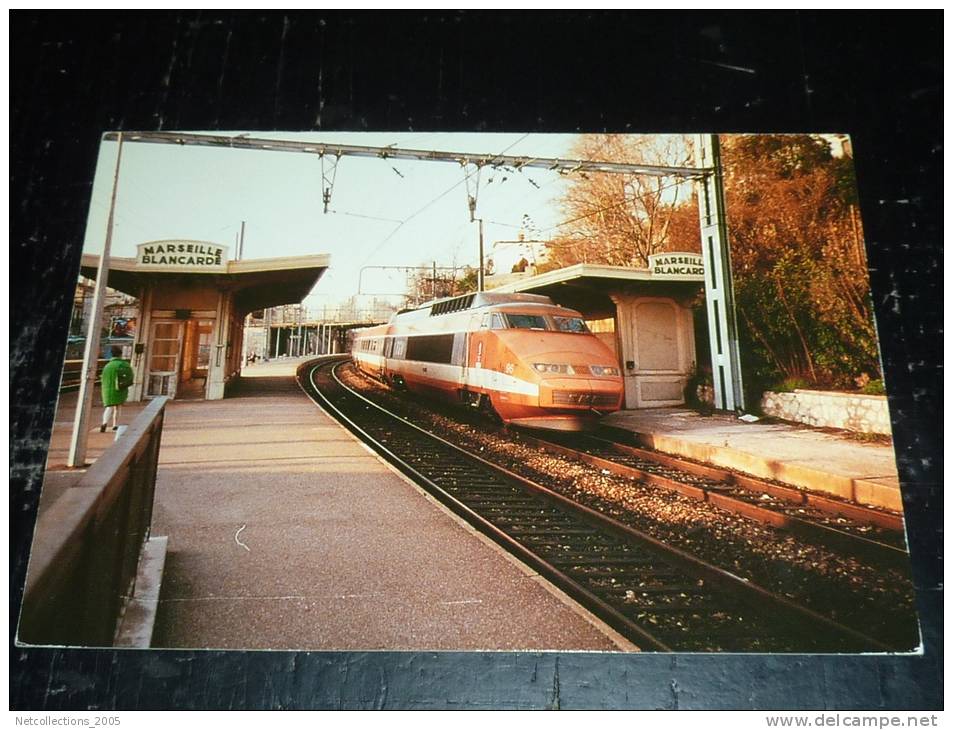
[759,389,892,435]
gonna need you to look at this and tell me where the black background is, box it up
[10,11,942,709]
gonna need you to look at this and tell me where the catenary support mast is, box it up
[695,134,744,411]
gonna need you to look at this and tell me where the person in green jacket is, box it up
[100,345,135,432]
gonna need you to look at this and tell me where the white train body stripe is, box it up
[357,355,540,399]
[473,366,540,397]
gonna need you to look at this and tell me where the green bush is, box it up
[771,376,813,393]
[861,379,886,395]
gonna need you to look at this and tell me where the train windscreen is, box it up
[504,314,548,330]
[553,316,590,333]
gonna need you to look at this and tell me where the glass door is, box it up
[146,320,183,398]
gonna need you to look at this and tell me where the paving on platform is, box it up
[127,358,633,652]
[601,407,904,512]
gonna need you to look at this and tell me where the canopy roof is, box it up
[488,263,704,319]
[79,253,330,314]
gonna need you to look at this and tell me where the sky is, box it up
[81,132,593,311]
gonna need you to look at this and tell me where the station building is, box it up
[488,254,706,409]
[80,240,329,401]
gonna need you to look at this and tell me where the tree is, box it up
[720,134,880,389]
[544,133,879,392]
[405,263,478,306]
[544,134,701,271]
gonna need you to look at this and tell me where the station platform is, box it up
[601,407,903,512]
[39,358,631,652]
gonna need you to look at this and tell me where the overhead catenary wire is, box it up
[327,210,406,225]
[358,134,534,271]
[356,167,480,269]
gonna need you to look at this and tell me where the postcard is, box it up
[17,132,919,656]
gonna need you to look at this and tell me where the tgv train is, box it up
[351,292,624,430]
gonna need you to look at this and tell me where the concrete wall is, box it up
[760,389,892,435]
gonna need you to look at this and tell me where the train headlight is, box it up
[589,365,620,376]
[532,363,576,375]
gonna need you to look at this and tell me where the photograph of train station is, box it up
[19,131,919,654]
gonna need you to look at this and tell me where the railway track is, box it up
[299,357,892,653]
[513,429,909,571]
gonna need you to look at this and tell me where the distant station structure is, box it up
[79,240,329,400]
[243,304,387,363]
[489,254,705,409]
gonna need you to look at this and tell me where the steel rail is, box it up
[513,429,910,571]
[297,357,892,653]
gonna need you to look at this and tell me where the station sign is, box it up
[136,240,229,272]
[648,252,704,278]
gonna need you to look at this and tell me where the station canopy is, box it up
[79,250,330,314]
[489,262,705,319]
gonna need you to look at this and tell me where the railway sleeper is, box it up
[506,527,601,537]
[607,583,712,595]
[618,601,720,616]
[443,482,520,492]
[479,506,566,516]
[491,518,581,529]
[549,553,653,566]
[563,565,664,577]
[454,497,543,509]
[580,573,687,588]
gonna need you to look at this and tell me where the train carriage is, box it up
[352,292,624,430]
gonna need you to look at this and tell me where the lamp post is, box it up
[68,132,124,467]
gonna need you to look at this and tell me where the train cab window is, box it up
[504,313,549,330]
[553,316,590,333]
